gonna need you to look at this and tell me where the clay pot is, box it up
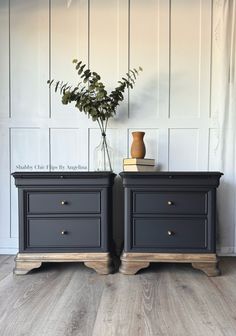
[131,132,146,159]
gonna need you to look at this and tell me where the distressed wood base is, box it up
[192,262,220,277]
[14,252,113,275]
[120,252,220,276]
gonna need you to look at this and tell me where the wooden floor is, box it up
[0,256,236,336]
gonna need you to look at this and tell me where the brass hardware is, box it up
[168,230,174,236]
[167,201,173,205]
[61,201,67,205]
[61,230,67,235]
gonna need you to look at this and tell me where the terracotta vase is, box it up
[131,132,146,159]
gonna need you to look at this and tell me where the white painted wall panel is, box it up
[10,0,49,118]
[51,0,88,117]
[129,0,160,119]
[169,128,199,170]
[0,128,10,238]
[89,0,129,121]
[90,0,127,89]
[10,128,49,172]
[198,0,212,119]
[50,128,88,171]
[208,128,219,170]
[157,129,169,171]
[157,0,170,119]
[170,0,211,118]
[0,1,9,118]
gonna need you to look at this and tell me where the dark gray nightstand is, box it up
[12,172,115,275]
[119,172,223,276]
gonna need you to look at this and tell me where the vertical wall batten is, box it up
[209,0,213,119]
[49,127,52,171]
[8,0,11,119]
[198,0,202,118]
[8,0,12,238]
[49,0,52,119]
[168,0,171,119]
[127,0,131,119]
[9,128,12,238]
[87,127,90,171]
[88,0,90,68]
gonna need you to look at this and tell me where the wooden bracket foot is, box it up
[119,260,150,275]
[14,260,42,275]
[192,261,220,277]
[84,259,113,275]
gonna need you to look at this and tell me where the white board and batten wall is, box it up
[0,0,234,254]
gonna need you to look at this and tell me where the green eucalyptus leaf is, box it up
[126,73,135,84]
[78,64,86,75]
[130,69,137,79]
[76,61,82,69]
[47,79,54,86]
[55,81,60,92]
[60,83,68,94]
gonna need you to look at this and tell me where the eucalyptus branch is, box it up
[104,118,108,133]
[47,59,142,171]
[47,60,142,123]
[97,118,103,133]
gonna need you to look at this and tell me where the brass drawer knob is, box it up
[167,201,173,205]
[61,230,67,235]
[61,201,67,205]
[168,230,174,236]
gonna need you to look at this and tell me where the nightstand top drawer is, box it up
[133,191,207,215]
[133,218,208,250]
[28,191,100,214]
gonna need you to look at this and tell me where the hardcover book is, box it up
[123,165,156,172]
[123,158,155,166]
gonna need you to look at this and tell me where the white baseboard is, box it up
[0,238,18,255]
[217,246,235,255]
[0,248,18,255]
[217,253,236,257]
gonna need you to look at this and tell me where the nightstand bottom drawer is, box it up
[27,218,101,248]
[133,218,207,249]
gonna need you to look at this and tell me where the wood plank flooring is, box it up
[0,256,236,336]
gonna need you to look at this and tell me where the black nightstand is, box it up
[12,172,115,275]
[119,172,223,276]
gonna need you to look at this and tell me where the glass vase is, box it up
[94,135,113,171]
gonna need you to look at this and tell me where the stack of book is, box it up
[123,158,156,172]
